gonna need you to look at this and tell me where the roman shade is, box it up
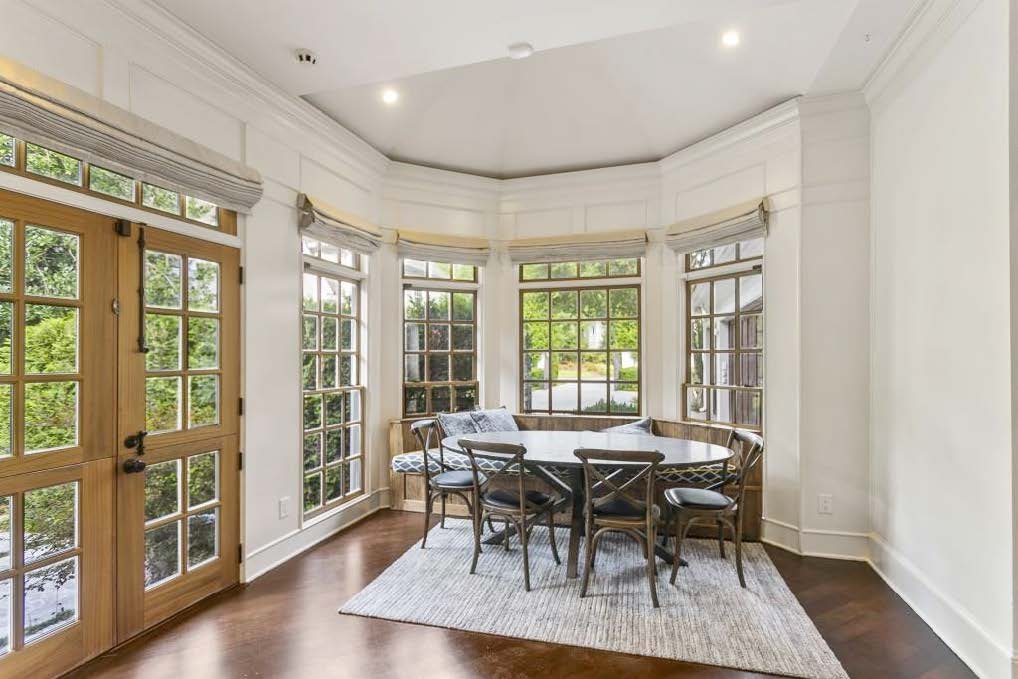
[298,193,383,255]
[0,57,262,213]
[396,229,491,266]
[665,199,768,253]
[506,229,648,263]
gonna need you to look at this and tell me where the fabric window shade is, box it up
[665,199,768,253]
[0,57,262,213]
[506,229,647,263]
[298,193,383,255]
[396,230,490,266]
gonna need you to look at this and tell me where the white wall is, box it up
[868,0,1013,676]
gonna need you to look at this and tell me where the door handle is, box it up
[123,458,147,474]
[124,430,148,455]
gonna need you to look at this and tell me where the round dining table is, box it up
[441,430,733,579]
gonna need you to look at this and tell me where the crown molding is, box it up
[105,0,390,179]
[863,0,982,109]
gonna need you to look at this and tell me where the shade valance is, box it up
[506,230,648,263]
[665,199,768,253]
[396,230,490,266]
[298,193,383,255]
[0,57,262,213]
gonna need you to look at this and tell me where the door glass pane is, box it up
[0,219,11,293]
[187,509,218,569]
[187,451,218,508]
[144,522,180,589]
[23,482,77,564]
[146,376,181,433]
[24,226,79,300]
[89,166,134,201]
[25,144,81,186]
[188,375,219,427]
[187,317,219,369]
[24,556,78,643]
[0,578,9,655]
[0,303,10,375]
[185,197,218,227]
[24,305,78,374]
[142,184,180,214]
[24,381,78,453]
[187,259,219,312]
[144,460,180,523]
[145,252,182,309]
[145,314,181,371]
[0,385,10,458]
[0,496,9,571]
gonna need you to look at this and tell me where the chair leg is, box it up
[646,532,660,608]
[421,490,433,549]
[734,514,746,588]
[671,517,694,585]
[470,510,483,575]
[717,519,726,558]
[580,525,597,598]
[504,518,511,551]
[520,516,531,592]
[440,493,447,528]
[546,510,561,565]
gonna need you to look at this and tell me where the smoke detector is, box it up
[295,48,318,65]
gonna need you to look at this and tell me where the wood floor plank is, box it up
[68,510,975,679]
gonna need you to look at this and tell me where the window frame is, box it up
[0,136,235,234]
[518,259,643,416]
[518,258,641,282]
[400,260,480,417]
[299,246,367,521]
[681,246,764,431]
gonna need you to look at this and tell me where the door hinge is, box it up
[238,397,244,416]
[114,219,132,237]
[239,266,245,285]
[111,297,120,316]
[238,451,244,471]
[238,544,244,564]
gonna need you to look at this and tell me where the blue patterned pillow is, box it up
[437,412,480,437]
[470,407,519,432]
[603,417,653,435]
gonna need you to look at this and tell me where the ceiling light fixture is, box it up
[381,89,399,105]
[721,30,740,48]
[508,42,534,60]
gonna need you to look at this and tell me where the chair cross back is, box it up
[410,418,443,482]
[574,448,665,512]
[714,430,764,505]
[457,439,541,511]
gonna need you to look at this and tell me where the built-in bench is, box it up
[388,412,762,540]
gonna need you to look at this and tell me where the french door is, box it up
[0,189,240,677]
[115,226,240,640]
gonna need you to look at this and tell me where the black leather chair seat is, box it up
[431,470,478,488]
[482,488,552,509]
[664,487,733,509]
[592,497,643,517]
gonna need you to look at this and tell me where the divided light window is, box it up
[0,133,226,230]
[402,260,478,416]
[683,240,764,429]
[301,244,364,517]
[520,258,641,415]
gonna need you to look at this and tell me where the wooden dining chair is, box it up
[413,419,478,549]
[457,438,560,591]
[574,448,665,608]
[664,429,764,588]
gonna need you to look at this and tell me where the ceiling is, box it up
[155,0,918,178]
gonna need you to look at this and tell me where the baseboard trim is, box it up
[243,488,389,583]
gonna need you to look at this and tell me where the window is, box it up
[402,260,478,416]
[520,259,641,414]
[0,135,227,230]
[683,240,763,428]
[686,238,763,271]
[302,235,360,270]
[301,246,364,517]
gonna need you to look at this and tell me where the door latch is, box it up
[123,458,147,474]
[124,430,148,456]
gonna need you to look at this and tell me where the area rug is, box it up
[339,519,847,679]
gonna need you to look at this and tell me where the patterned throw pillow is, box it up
[437,412,480,437]
[470,407,519,433]
[603,417,653,435]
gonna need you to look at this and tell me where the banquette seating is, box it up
[389,409,761,541]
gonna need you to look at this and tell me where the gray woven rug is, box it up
[340,519,847,679]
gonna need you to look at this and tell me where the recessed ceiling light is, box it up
[508,42,534,60]
[381,89,399,104]
[722,30,740,48]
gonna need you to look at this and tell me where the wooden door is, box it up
[0,190,117,676]
[115,226,240,640]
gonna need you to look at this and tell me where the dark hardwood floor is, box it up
[70,510,974,679]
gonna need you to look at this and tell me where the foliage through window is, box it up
[520,257,639,282]
[686,238,763,271]
[683,261,763,428]
[301,236,359,270]
[301,255,364,516]
[0,135,224,229]
[520,278,641,415]
[402,260,477,416]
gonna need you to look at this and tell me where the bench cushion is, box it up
[656,464,727,486]
[391,450,505,475]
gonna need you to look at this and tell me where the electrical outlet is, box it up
[817,494,833,515]
[279,496,290,519]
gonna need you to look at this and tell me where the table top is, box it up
[441,430,732,469]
